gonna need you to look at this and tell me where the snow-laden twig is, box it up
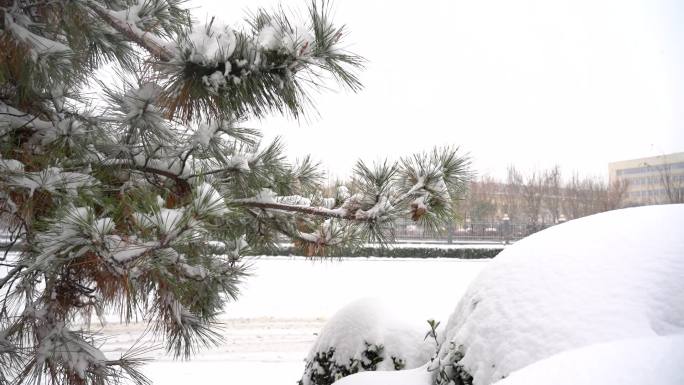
[236,200,356,220]
[0,264,25,290]
[87,2,174,61]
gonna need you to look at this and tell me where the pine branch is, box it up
[0,2,467,382]
[103,159,192,196]
[0,103,54,133]
[0,265,25,290]
[236,200,367,221]
[87,2,174,61]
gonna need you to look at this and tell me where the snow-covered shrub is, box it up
[336,335,684,385]
[301,342,386,385]
[300,298,436,385]
[433,205,684,385]
[333,205,684,385]
[261,246,503,259]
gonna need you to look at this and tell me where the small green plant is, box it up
[424,319,442,354]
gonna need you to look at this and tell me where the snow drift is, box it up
[434,204,684,384]
[495,334,684,385]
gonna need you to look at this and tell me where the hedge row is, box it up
[257,245,503,259]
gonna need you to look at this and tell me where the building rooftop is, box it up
[609,152,684,169]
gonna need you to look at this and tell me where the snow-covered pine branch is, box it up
[235,147,470,252]
[87,0,363,122]
[0,2,468,384]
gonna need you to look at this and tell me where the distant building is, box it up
[609,152,684,204]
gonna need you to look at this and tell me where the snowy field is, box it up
[96,256,490,384]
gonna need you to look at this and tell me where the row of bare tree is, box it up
[460,166,631,226]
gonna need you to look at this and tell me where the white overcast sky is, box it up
[191,0,684,180]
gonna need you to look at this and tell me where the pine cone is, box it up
[410,202,427,221]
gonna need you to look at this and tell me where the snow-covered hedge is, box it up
[333,205,684,385]
[336,335,684,385]
[259,246,502,259]
[299,298,436,385]
[433,204,684,385]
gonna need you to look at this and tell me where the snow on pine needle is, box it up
[0,1,467,385]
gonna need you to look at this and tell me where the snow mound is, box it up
[335,364,432,385]
[496,334,684,385]
[301,298,435,385]
[435,204,684,385]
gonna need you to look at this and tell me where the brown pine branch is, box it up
[88,2,174,61]
[242,209,336,257]
[106,160,191,192]
[0,264,25,290]
[235,200,366,221]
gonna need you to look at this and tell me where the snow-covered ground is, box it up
[223,256,490,320]
[496,334,684,385]
[97,256,490,384]
[99,318,324,384]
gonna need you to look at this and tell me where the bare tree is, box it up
[647,158,684,204]
[542,165,563,223]
[504,166,524,222]
[519,170,545,230]
[465,176,500,221]
[602,179,630,210]
[562,173,582,219]
[562,174,617,219]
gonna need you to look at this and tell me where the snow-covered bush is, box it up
[433,204,684,385]
[300,298,436,385]
[264,245,503,259]
[337,335,684,385]
[334,205,684,385]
